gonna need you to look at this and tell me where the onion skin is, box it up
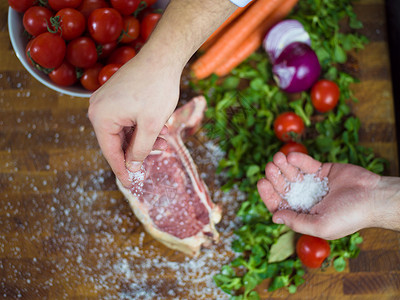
[272,42,321,93]
[263,19,311,64]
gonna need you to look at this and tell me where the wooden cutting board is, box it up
[0,0,399,299]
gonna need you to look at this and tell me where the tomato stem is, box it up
[133,1,148,18]
[75,67,84,80]
[38,0,48,8]
[27,51,53,75]
[23,29,33,41]
[47,16,61,35]
[96,45,103,57]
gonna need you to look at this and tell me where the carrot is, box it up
[214,29,264,77]
[191,0,286,80]
[199,2,252,52]
[199,26,225,53]
[215,0,299,77]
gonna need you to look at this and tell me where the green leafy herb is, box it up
[268,230,296,263]
[190,0,385,298]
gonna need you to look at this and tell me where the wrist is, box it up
[372,176,400,231]
[139,37,187,74]
[138,0,237,71]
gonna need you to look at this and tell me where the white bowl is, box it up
[8,8,92,98]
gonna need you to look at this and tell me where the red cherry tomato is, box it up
[311,79,340,113]
[49,61,77,86]
[120,16,140,44]
[53,8,86,41]
[8,0,36,13]
[78,0,109,18]
[23,6,53,37]
[137,6,154,20]
[107,46,136,65]
[296,235,331,268]
[88,8,123,44]
[280,142,308,156]
[98,41,118,60]
[98,63,122,85]
[110,0,140,16]
[80,63,103,91]
[48,0,83,11]
[25,39,35,66]
[141,12,161,42]
[274,112,305,142]
[30,32,66,69]
[66,37,98,68]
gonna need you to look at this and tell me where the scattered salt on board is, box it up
[282,173,329,211]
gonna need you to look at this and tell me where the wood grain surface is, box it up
[1,0,400,299]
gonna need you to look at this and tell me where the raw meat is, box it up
[116,96,221,256]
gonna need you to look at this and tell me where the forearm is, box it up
[373,176,400,232]
[138,0,238,72]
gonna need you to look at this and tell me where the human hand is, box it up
[257,152,382,240]
[88,49,181,188]
[88,0,238,189]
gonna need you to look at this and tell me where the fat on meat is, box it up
[117,96,221,256]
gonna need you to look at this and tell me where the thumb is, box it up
[125,124,166,172]
[273,209,321,237]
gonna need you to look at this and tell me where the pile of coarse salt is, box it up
[127,165,146,197]
[282,173,329,211]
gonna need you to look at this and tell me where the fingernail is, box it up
[274,218,284,224]
[149,149,163,155]
[126,161,142,172]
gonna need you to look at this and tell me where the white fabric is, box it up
[229,0,253,7]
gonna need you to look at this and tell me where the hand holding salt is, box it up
[257,151,387,240]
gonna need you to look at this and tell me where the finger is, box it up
[123,126,168,152]
[272,209,321,236]
[95,129,131,188]
[265,162,289,195]
[257,179,282,213]
[125,123,162,172]
[287,152,323,174]
[273,152,302,182]
[159,125,169,135]
[149,136,168,155]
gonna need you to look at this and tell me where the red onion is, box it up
[263,19,311,64]
[272,42,321,93]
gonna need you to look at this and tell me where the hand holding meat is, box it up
[257,152,400,240]
[88,47,180,188]
[88,0,237,188]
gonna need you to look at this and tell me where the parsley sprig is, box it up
[191,0,385,298]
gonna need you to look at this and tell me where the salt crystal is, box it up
[127,166,145,182]
[282,173,329,211]
[127,165,146,196]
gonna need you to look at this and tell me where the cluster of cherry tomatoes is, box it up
[274,79,340,156]
[9,0,162,92]
[272,79,339,267]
